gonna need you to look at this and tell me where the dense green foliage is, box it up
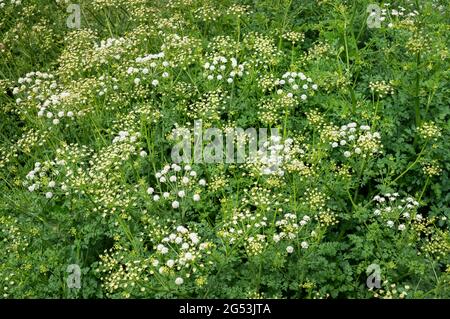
[0,0,449,298]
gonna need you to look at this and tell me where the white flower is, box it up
[332,142,338,148]
[147,187,154,194]
[48,181,56,188]
[177,226,188,233]
[52,119,60,125]
[387,220,394,228]
[28,185,36,192]
[166,259,175,268]
[153,195,160,201]
[354,147,362,154]
[286,246,294,253]
[67,111,74,117]
[344,151,351,158]
[169,175,177,182]
[175,277,184,285]
[163,192,170,198]
[45,192,53,199]
[134,78,141,85]
[140,150,147,157]
[199,179,206,186]
[398,224,406,231]
[178,190,185,198]
[300,94,307,100]
[189,233,199,244]
[193,194,200,202]
[151,79,159,86]
[172,201,180,208]
[301,241,309,249]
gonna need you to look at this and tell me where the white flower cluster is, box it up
[0,0,21,8]
[328,122,382,158]
[152,225,214,284]
[23,160,66,198]
[248,136,303,177]
[258,136,292,176]
[97,75,119,96]
[147,164,206,209]
[91,36,132,66]
[373,192,420,231]
[112,130,141,144]
[273,213,310,243]
[94,37,127,51]
[274,71,318,101]
[12,71,57,106]
[203,56,246,84]
[379,3,419,28]
[217,208,268,245]
[217,206,271,257]
[126,52,170,87]
[36,91,78,125]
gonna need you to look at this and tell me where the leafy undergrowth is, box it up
[0,0,449,298]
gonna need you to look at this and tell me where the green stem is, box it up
[418,176,430,202]
[414,52,421,127]
[343,22,350,71]
[353,157,367,201]
[391,142,428,184]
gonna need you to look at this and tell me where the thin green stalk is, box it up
[414,52,421,127]
[418,176,430,202]
[391,142,428,184]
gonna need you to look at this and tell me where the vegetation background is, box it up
[0,0,449,298]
